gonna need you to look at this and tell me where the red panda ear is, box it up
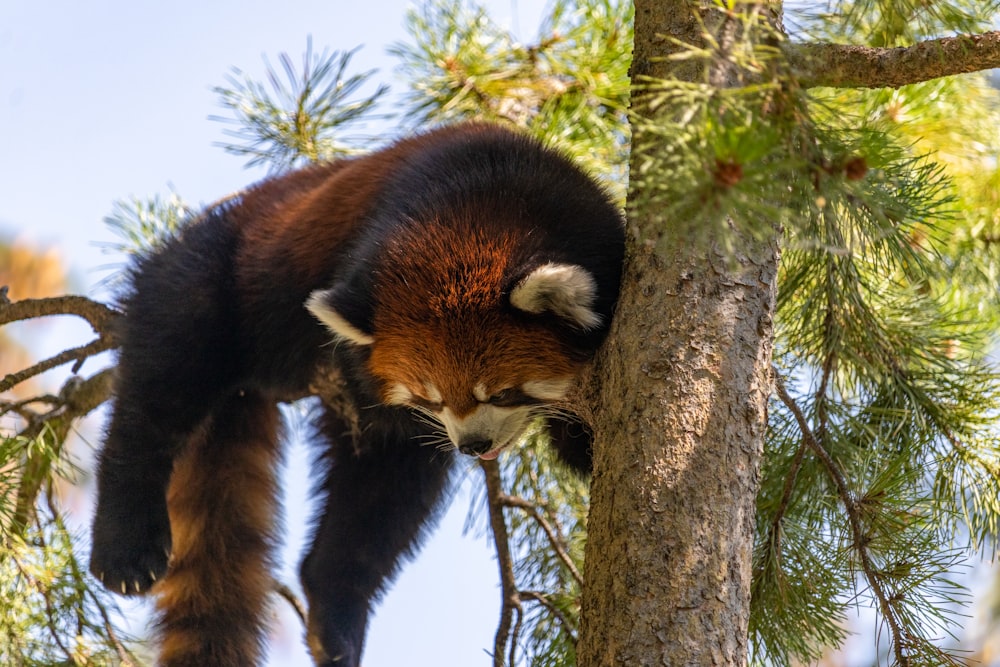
[306,288,375,345]
[510,263,602,330]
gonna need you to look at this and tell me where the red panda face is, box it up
[367,320,581,459]
[307,259,602,461]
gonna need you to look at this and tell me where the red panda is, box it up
[89,122,624,666]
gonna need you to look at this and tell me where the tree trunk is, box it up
[577,2,779,664]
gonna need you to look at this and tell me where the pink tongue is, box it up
[478,449,501,461]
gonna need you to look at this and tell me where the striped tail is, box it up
[154,391,283,666]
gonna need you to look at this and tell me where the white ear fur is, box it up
[510,263,601,330]
[306,289,374,345]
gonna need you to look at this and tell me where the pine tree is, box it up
[3,0,1000,665]
[582,1,1000,664]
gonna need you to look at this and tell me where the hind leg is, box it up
[301,406,453,667]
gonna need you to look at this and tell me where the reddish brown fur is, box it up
[367,213,580,414]
[237,133,463,293]
[155,392,281,667]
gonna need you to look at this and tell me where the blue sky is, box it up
[0,1,550,665]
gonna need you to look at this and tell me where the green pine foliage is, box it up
[99,190,191,258]
[390,0,632,198]
[0,429,142,666]
[211,37,388,170]
[391,0,1000,664]
[5,0,1000,664]
[798,0,1000,47]
[94,190,193,292]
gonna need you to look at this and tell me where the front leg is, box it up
[301,406,453,666]
[90,215,242,595]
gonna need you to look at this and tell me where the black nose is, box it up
[459,440,493,457]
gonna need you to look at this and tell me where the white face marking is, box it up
[424,382,443,404]
[473,383,489,403]
[385,383,413,405]
[439,404,535,454]
[522,377,573,401]
[306,289,374,345]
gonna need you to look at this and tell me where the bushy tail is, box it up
[154,391,283,667]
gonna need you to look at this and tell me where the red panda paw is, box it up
[305,603,365,667]
[89,493,171,596]
[307,629,360,667]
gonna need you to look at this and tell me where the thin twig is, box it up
[520,590,579,643]
[498,492,584,588]
[1,338,113,393]
[274,580,308,627]
[765,434,808,562]
[89,584,137,666]
[509,604,523,667]
[0,394,61,419]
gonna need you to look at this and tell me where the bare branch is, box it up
[0,292,119,331]
[788,31,1000,89]
[0,293,120,393]
[1,338,114,393]
[16,370,115,442]
[481,458,521,667]
[0,394,61,419]
[1,297,119,545]
[274,580,308,627]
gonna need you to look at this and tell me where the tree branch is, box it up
[0,291,120,548]
[0,292,120,393]
[0,338,114,393]
[0,291,119,331]
[481,458,521,667]
[771,370,950,666]
[520,590,578,643]
[787,31,1000,89]
[498,492,584,588]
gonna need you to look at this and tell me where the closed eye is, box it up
[486,388,543,408]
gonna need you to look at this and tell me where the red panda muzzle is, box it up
[458,439,495,457]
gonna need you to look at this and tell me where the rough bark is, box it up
[577,2,779,665]
[788,30,1000,89]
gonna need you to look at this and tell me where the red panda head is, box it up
[307,255,602,462]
